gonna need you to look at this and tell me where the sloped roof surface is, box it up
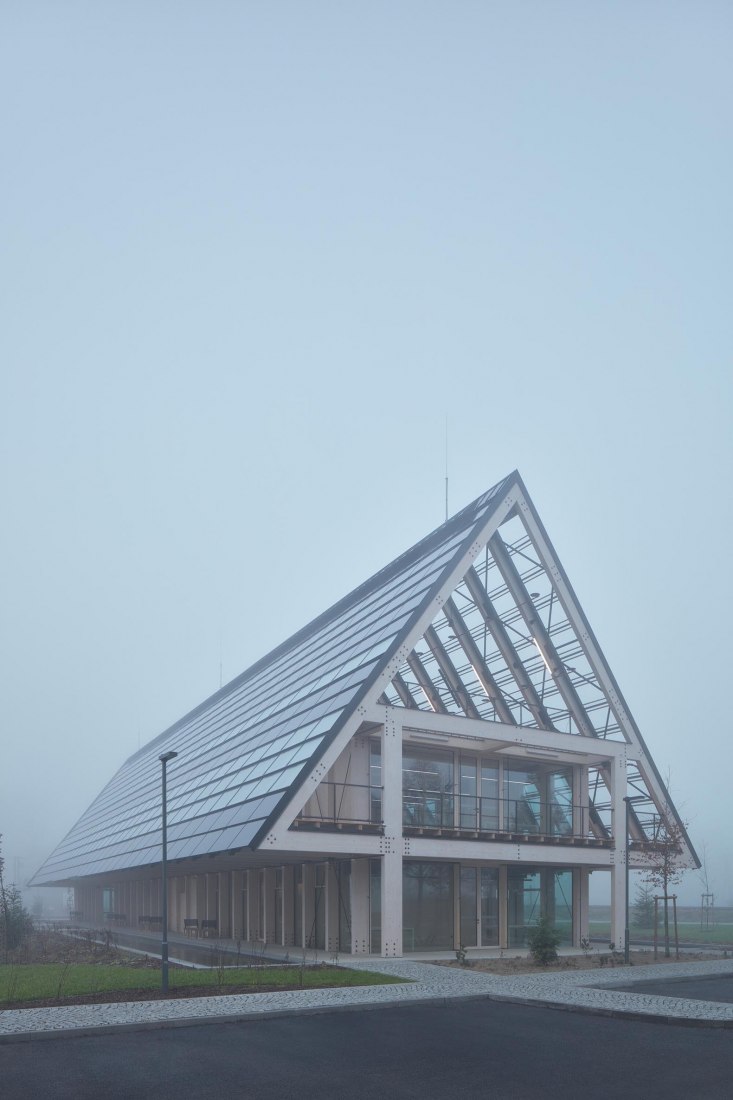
[32,475,513,884]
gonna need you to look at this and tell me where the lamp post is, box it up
[623,796,631,965]
[159,750,178,993]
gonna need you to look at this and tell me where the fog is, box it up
[1,3,731,911]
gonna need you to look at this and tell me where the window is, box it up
[402,862,454,950]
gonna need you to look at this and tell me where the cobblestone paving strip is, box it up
[1,958,732,1040]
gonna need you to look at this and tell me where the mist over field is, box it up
[1,2,731,914]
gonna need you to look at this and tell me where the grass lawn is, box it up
[588,921,733,945]
[0,964,402,1006]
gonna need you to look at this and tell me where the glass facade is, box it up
[460,867,478,947]
[403,861,454,950]
[402,748,454,828]
[369,743,576,839]
[507,867,574,947]
[480,868,499,945]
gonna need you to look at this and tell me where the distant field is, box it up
[588,906,733,945]
[589,922,733,945]
[589,905,733,921]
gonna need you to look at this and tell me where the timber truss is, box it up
[267,473,697,867]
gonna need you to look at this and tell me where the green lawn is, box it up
[588,921,733,946]
[0,964,402,1005]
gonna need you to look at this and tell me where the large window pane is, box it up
[460,758,477,830]
[480,868,499,946]
[460,867,477,947]
[507,869,541,947]
[507,866,574,947]
[549,770,573,837]
[480,764,499,830]
[403,861,454,950]
[402,748,454,828]
[550,869,573,944]
[504,768,541,833]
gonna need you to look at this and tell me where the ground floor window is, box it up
[507,867,574,947]
[403,861,453,950]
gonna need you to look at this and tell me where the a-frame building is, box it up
[32,471,697,955]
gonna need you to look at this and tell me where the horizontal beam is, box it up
[364,704,629,760]
[406,836,613,867]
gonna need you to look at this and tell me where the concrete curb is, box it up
[2,984,733,1044]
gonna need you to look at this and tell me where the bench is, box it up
[138,915,163,930]
[184,918,199,936]
[103,912,127,926]
[200,919,218,937]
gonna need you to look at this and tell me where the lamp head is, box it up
[159,750,178,764]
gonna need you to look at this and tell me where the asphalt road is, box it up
[2,1000,732,1100]
[604,974,733,1003]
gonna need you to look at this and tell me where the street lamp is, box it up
[623,796,631,965]
[159,750,178,993]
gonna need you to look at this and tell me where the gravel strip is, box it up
[2,957,733,1040]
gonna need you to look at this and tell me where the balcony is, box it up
[292,784,610,848]
[400,789,609,847]
[292,782,383,834]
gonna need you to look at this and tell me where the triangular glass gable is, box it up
[375,494,690,855]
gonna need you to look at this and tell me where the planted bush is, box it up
[527,916,562,966]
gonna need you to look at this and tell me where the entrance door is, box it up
[459,866,499,948]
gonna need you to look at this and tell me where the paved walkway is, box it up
[2,957,732,1041]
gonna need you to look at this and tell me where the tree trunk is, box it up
[663,891,670,958]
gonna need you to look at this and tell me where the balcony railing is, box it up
[292,781,383,831]
[400,790,598,841]
[292,784,607,845]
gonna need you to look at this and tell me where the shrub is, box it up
[527,916,562,966]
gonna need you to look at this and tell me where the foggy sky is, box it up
[1,2,731,905]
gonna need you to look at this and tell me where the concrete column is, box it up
[610,751,628,951]
[219,872,231,937]
[326,862,341,953]
[283,866,295,946]
[350,859,370,954]
[303,863,316,948]
[381,708,403,957]
[262,867,276,944]
[231,871,242,940]
[165,879,173,930]
[195,875,206,922]
[246,870,259,944]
